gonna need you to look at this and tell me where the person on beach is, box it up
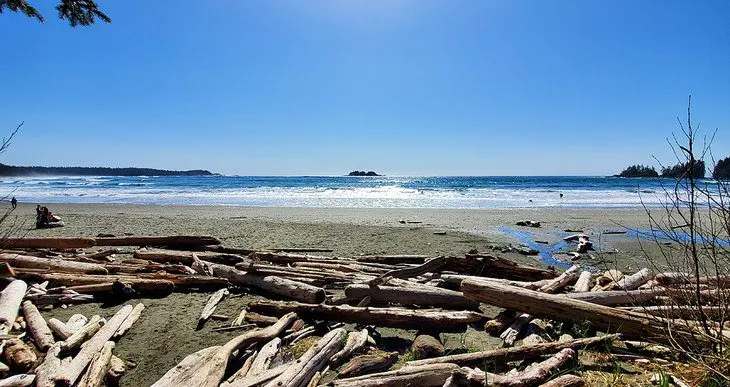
[10,197,16,209]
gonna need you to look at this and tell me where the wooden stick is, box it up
[60,315,105,352]
[77,341,114,387]
[406,334,619,367]
[199,289,228,327]
[113,303,144,338]
[21,300,54,350]
[0,280,26,335]
[246,338,280,377]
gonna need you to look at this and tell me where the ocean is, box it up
[0,175,708,208]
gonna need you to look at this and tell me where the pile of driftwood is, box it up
[0,235,726,386]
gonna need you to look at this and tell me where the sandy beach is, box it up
[5,203,668,385]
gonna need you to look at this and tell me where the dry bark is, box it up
[151,312,297,387]
[344,284,479,309]
[21,300,54,350]
[0,280,26,335]
[406,334,619,367]
[264,328,346,387]
[248,300,483,331]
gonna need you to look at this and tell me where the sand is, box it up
[4,203,669,385]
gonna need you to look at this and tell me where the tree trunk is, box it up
[572,271,592,293]
[539,266,580,293]
[331,363,459,387]
[460,279,686,343]
[35,343,62,387]
[209,263,326,304]
[21,300,55,350]
[616,268,652,290]
[0,237,95,249]
[0,280,26,335]
[565,289,663,306]
[488,348,576,387]
[77,341,114,387]
[264,328,346,387]
[248,300,483,331]
[440,275,552,291]
[0,254,108,274]
[355,254,428,264]
[14,270,223,291]
[151,312,297,387]
[97,235,221,247]
[406,334,619,367]
[59,315,105,352]
[484,310,518,336]
[344,284,479,310]
[55,304,134,387]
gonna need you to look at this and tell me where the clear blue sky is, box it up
[1,0,728,176]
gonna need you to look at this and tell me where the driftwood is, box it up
[332,363,459,387]
[0,237,95,249]
[372,256,449,283]
[3,339,36,372]
[21,300,54,350]
[0,374,35,387]
[617,305,727,319]
[77,341,114,387]
[97,235,221,247]
[14,270,223,291]
[199,289,228,327]
[487,348,576,387]
[463,253,557,281]
[134,249,243,265]
[572,271,592,293]
[35,343,62,387]
[225,362,289,387]
[355,255,428,264]
[539,265,579,293]
[106,355,127,386]
[264,328,346,387]
[0,254,108,275]
[616,268,652,290]
[484,310,518,336]
[56,304,133,386]
[47,319,73,340]
[443,366,486,387]
[344,284,479,310]
[248,300,483,331]
[565,289,663,306]
[0,280,26,335]
[223,351,256,385]
[461,279,686,343]
[209,263,326,304]
[151,312,297,387]
[539,374,585,387]
[66,314,88,332]
[330,329,369,365]
[406,334,619,367]
[500,313,533,346]
[247,338,280,377]
[113,303,144,338]
[440,275,552,291]
[339,351,399,378]
[60,315,105,352]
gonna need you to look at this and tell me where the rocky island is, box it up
[0,164,215,177]
[348,170,381,176]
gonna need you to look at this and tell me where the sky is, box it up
[1,0,729,176]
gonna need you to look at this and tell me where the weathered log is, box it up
[372,256,449,283]
[248,300,483,331]
[344,284,479,310]
[66,314,89,331]
[355,254,428,264]
[484,310,518,336]
[572,271,592,293]
[500,313,533,347]
[565,289,663,306]
[294,261,387,275]
[245,312,278,326]
[224,362,289,387]
[539,374,585,387]
[0,254,108,274]
[60,315,105,352]
[332,362,460,387]
[440,275,552,290]
[14,270,221,291]
[539,265,580,294]
[0,374,35,387]
[406,334,619,367]
[487,348,576,387]
[330,329,369,365]
[461,279,685,343]
[208,263,325,304]
[85,249,121,260]
[56,304,134,386]
[97,235,221,247]
[616,305,727,320]
[106,355,127,387]
[3,339,36,372]
[35,343,62,387]
[411,334,445,359]
[616,268,652,290]
[114,303,144,338]
[246,338,280,377]
[151,312,297,387]
[223,350,256,385]
[0,237,95,249]
[264,328,346,387]
[21,300,54,350]
[47,318,73,340]
[339,351,399,378]
[199,289,228,327]
[134,248,243,265]
[0,280,26,335]
[77,341,114,387]
[443,366,486,387]
[463,253,558,281]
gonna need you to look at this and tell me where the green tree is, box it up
[712,156,730,180]
[0,0,110,27]
[617,164,659,178]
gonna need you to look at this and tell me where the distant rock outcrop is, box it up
[616,165,659,178]
[348,170,381,176]
[712,156,730,180]
[0,164,216,177]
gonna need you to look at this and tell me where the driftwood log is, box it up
[97,235,221,247]
[332,363,460,387]
[0,254,108,275]
[0,280,26,335]
[248,300,483,331]
[77,341,114,387]
[21,300,55,350]
[264,328,346,387]
[209,263,326,304]
[487,348,576,386]
[344,284,479,309]
[0,237,95,249]
[572,271,592,293]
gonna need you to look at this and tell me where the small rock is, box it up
[521,333,544,346]
[516,220,541,228]
[411,334,445,359]
[558,334,574,342]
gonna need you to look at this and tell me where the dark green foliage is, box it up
[661,160,706,179]
[0,164,214,177]
[348,171,381,176]
[0,0,110,26]
[617,165,659,178]
[713,157,730,180]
